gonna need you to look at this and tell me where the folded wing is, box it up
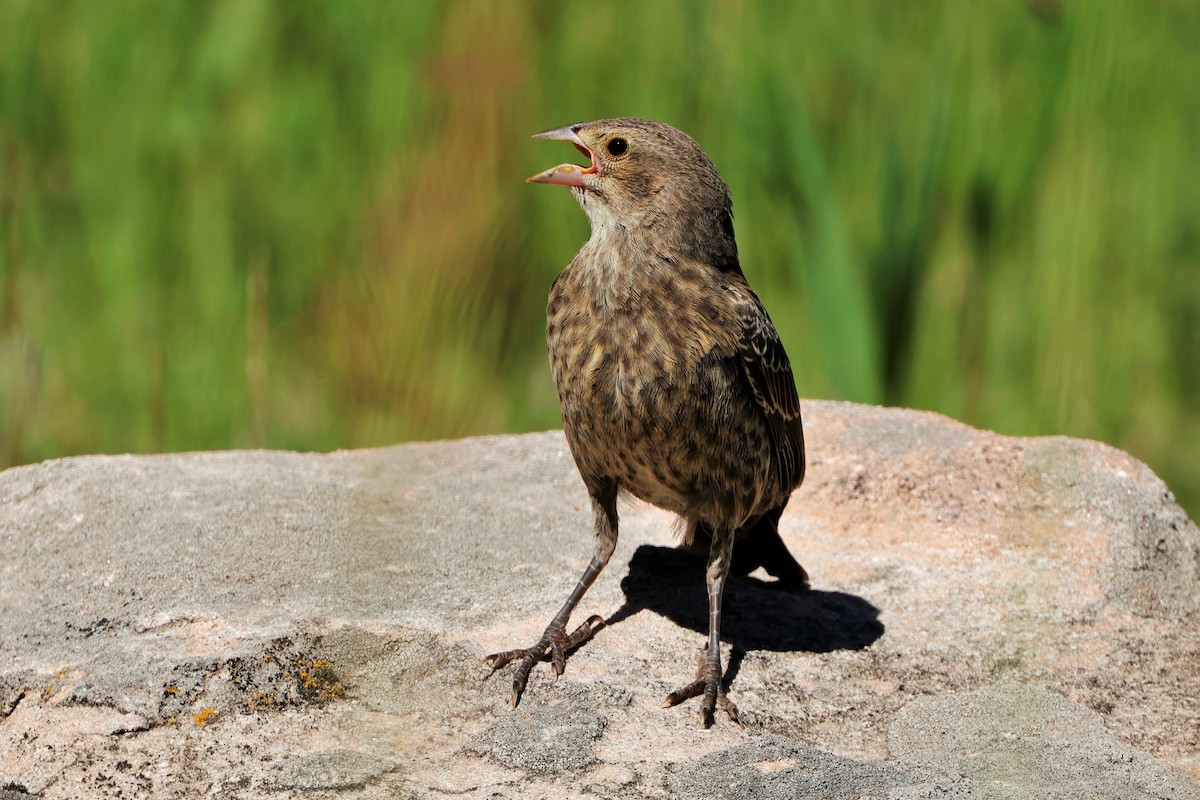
[733,289,806,494]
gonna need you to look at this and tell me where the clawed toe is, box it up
[663,659,742,728]
[479,649,524,672]
[481,615,606,707]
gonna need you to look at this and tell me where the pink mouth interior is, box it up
[572,143,597,173]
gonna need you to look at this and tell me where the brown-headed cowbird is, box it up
[483,118,808,727]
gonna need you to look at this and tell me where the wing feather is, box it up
[733,290,805,493]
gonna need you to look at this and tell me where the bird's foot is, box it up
[663,657,743,728]
[480,615,605,708]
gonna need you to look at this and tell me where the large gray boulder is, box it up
[1,400,1197,799]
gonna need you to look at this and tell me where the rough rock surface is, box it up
[1,400,1198,799]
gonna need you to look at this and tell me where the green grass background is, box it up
[2,1,1198,517]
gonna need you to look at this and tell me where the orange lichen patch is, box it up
[295,658,342,700]
[164,685,178,695]
[231,643,345,712]
[193,707,217,727]
[37,667,71,700]
[250,691,276,712]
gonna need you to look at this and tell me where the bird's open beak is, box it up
[527,123,597,187]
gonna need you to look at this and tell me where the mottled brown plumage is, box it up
[483,118,808,727]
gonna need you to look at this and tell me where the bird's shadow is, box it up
[605,545,884,656]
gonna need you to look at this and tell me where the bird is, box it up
[482,117,808,727]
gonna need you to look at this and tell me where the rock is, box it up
[0,401,1197,799]
[470,681,615,774]
[889,679,1199,800]
[268,749,398,791]
[666,737,930,799]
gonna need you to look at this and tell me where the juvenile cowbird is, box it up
[483,118,808,727]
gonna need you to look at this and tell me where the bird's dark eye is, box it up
[607,137,628,157]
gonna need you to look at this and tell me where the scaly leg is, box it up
[664,525,743,727]
[482,481,617,707]
[688,509,809,588]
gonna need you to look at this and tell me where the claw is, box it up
[480,649,521,672]
[570,615,607,645]
[719,694,745,728]
[663,678,704,708]
[664,658,741,728]
[510,653,537,707]
[483,616,606,707]
[550,640,566,676]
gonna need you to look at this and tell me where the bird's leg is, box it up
[664,525,743,727]
[482,482,617,708]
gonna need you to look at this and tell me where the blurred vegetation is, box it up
[1,0,1198,517]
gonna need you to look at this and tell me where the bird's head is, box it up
[528,117,739,270]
